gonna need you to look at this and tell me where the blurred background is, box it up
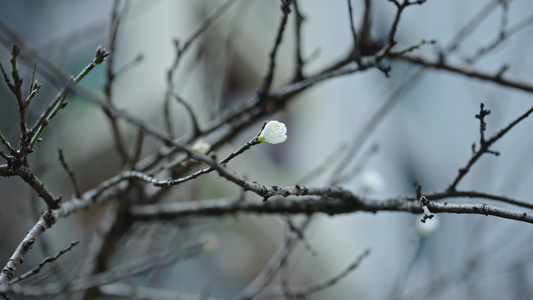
[1,0,533,299]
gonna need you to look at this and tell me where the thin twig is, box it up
[257,0,293,98]
[390,39,436,56]
[448,104,533,191]
[283,215,317,256]
[30,46,110,147]
[255,249,371,299]
[1,244,203,297]
[466,13,533,63]
[166,0,238,84]
[9,241,79,284]
[174,94,202,137]
[0,130,15,156]
[58,149,81,198]
[236,217,314,300]
[291,0,305,81]
[399,53,533,93]
[129,129,144,169]
[103,0,130,165]
[164,0,238,137]
[177,0,238,70]
[138,137,260,185]
[379,0,426,59]
[359,0,372,53]
[347,0,362,65]
[99,283,222,300]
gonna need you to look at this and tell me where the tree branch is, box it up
[129,194,533,225]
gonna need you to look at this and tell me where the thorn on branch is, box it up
[390,39,436,57]
[419,196,434,223]
[486,149,500,156]
[496,64,509,79]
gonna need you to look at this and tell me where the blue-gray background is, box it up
[0,1,533,299]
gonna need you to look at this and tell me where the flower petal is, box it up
[258,121,287,144]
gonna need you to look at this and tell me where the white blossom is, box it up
[192,139,211,154]
[258,121,287,144]
[357,169,385,193]
[416,216,439,237]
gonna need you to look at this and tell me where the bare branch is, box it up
[0,211,56,286]
[1,244,203,297]
[167,0,238,83]
[379,0,426,59]
[346,0,362,66]
[0,130,15,156]
[163,0,238,138]
[130,193,533,225]
[466,13,533,63]
[399,53,533,93]
[16,164,60,208]
[448,104,533,191]
[30,46,110,148]
[236,217,314,299]
[257,0,294,98]
[99,283,222,300]
[129,129,144,169]
[57,149,81,198]
[174,94,202,137]
[9,241,79,284]
[255,249,371,299]
[291,0,305,81]
[445,0,501,52]
[102,0,130,165]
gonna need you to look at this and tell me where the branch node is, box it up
[419,196,434,223]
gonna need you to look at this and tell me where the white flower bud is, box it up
[357,169,385,193]
[258,121,287,144]
[416,216,439,237]
[192,139,211,154]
